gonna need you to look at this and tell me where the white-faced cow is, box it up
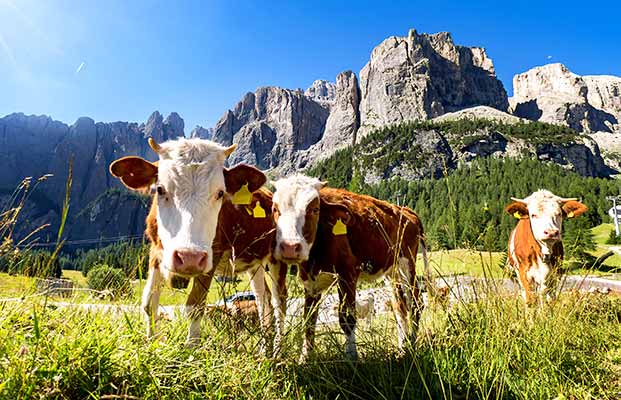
[505,189,587,305]
[109,138,287,354]
[271,175,428,360]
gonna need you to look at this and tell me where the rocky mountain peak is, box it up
[164,112,185,136]
[72,117,96,133]
[141,111,185,139]
[143,111,163,138]
[512,63,586,102]
[0,111,185,241]
[304,80,336,104]
[206,29,512,174]
[510,63,620,132]
[190,125,213,139]
[212,86,329,170]
[358,29,508,137]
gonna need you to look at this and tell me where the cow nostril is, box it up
[173,250,208,270]
[173,250,183,265]
[198,253,207,266]
[280,241,302,257]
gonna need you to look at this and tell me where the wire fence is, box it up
[28,234,145,248]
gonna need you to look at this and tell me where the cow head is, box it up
[506,189,587,247]
[271,175,324,263]
[110,138,266,278]
[271,175,352,264]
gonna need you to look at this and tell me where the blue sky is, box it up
[1,0,619,132]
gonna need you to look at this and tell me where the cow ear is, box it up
[224,164,267,194]
[109,156,158,190]
[505,202,529,219]
[320,199,355,226]
[562,200,587,218]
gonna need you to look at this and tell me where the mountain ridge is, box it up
[2,27,620,245]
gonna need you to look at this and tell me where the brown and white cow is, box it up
[505,189,588,305]
[109,138,287,354]
[271,175,428,360]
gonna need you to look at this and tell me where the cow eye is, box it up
[216,190,225,200]
[156,185,166,196]
[531,213,537,218]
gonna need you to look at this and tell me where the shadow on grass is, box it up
[289,350,472,400]
[565,252,621,274]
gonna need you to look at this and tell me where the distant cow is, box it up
[271,175,428,360]
[110,138,287,354]
[505,190,587,305]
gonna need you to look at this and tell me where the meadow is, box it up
[1,170,620,399]
[1,224,620,399]
[0,275,619,399]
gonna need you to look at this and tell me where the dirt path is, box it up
[44,274,621,326]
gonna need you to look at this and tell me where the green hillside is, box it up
[309,121,621,252]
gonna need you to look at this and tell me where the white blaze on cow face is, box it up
[521,190,564,245]
[509,189,586,254]
[153,138,232,277]
[272,175,325,263]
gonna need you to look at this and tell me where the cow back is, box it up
[317,188,423,275]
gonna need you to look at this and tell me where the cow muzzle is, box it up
[542,229,560,241]
[172,248,208,275]
[278,240,305,262]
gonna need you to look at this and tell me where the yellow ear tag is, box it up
[332,218,347,236]
[567,211,574,218]
[513,211,522,219]
[232,183,252,205]
[244,207,253,216]
[253,202,266,218]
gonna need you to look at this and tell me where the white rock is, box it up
[510,64,620,132]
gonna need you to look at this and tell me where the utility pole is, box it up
[606,196,621,236]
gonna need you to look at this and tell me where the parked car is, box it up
[209,291,259,326]
[214,291,256,308]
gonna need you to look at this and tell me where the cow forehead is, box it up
[156,138,228,192]
[159,160,224,195]
[158,138,228,164]
[273,175,322,212]
[524,190,562,215]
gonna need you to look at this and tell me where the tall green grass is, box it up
[1,157,620,399]
[0,289,618,399]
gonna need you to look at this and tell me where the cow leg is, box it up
[247,266,273,356]
[517,266,535,306]
[543,272,559,303]
[537,278,555,306]
[142,264,163,339]
[267,261,288,357]
[388,257,416,350]
[300,291,321,363]
[185,273,214,346]
[406,256,423,345]
[337,275,358,360]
